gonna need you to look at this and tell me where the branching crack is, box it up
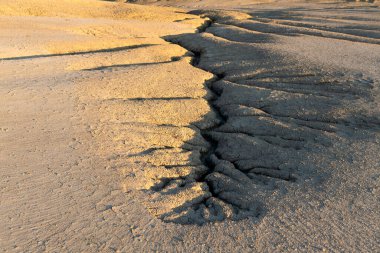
[160,17,297,222]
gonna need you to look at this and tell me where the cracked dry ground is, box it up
[2,1,380,251]
[123,7,380,227]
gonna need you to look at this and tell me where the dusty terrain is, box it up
[1,0,379,252]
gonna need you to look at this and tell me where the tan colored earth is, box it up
[0,0,379,252]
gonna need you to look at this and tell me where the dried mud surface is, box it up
[1,0,380,252]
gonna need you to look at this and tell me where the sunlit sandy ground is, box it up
[0,0,379,251]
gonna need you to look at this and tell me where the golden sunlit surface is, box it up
[0,0,379,251]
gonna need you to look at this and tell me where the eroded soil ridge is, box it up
[128,9,380,224]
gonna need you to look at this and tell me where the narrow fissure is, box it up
[165,19,232,204]
[162,15,298,220]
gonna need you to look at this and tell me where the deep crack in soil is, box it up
[167,18,297,213]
